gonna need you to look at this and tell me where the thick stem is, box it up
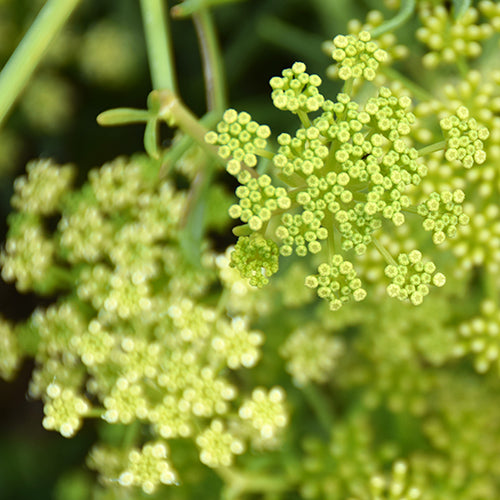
[0,0,82,127]
[156,89,221,161]
[193,8,227,112]
[140,0,177,92]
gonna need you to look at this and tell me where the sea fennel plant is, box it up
[1,1,500,500]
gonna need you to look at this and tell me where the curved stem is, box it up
[0,0,82,128]
[193,8,227,112]
[370,0,416,38]
[140,0,177,92]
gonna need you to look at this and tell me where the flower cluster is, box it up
[205,109,271,174]
[280,323,344,385]
[270,62,324,114]
[384,250,446,306]
[118,442,178,494]
[417,189,469,245]
[0,153,291,494]
[196,420,245,468]
[349,461,421,500]
[207,31,484,309]
[456,300,500,373]
[440,105,489,168]
[239,387,288,441]
[305,255,367,311]
[331,31,387,81]
[417,4,494,67]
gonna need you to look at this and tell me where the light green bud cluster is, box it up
[280,324,344,385]
[42,383,90,438]
[196,419,245,468]
[331,31,387,81]
[0,213,56,293]
[456,300,500,373]
[0,318,20,380]
[230,174,291,230]
[348,461,421,500]
[118,442,178,493]
[208,40,486,307]
[417,4,494,67]
[269,62,324,114]
[440,106,489,168]
[416,374,500,497]
[239,386,288,440]
[384,250,446,305]
[347,11,409,63]
[12,159,75,214]
[480,0,500,31]
[211,316,264,369]
[301,413,382,499]
[305,254,367,311]
[230,235,279,287]
[417,189,469,244]
[205,108,271,175]
[103,379,149,424]
[451,203,500,274]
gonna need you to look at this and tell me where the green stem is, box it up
[370,0,416,38]
[297,110,312,129]
[140,0,177,92]
[193,8,227,112]
[255,148,274,161]
[159,111,219,178]
[122,421,141,449]
[456,55,469,79]
[171,0,244,18]
[218,467,291,497]
[373,236,398,267]
[302,383,335,434]
[155,89,222,162]
[379,66,434,102]
[417,140,446,157]
[341,78,353,98]
[85,408,104,418]
[0,0,82,127]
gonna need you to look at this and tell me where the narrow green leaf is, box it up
[97,108,151,126]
